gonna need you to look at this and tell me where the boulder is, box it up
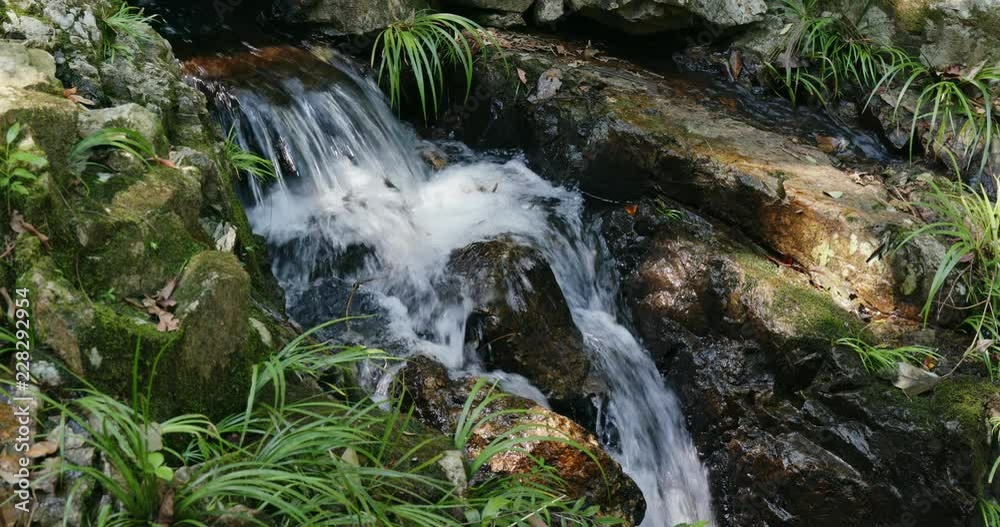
[77,103,168,154]
[399,355,646,525]
[596,192,991,526]
[448,0,534,13]
[0,42,59,91]
[272,0,430,33]
[531,0,566,24]
[887,0,1000,70]
[443,31,949,323]
[566,0,767,35]
[448,238,597,406]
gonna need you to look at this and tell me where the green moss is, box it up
[732,249,862,345]
[875,377,998,494]
[886,0,932,32]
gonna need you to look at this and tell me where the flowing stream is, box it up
[193,46,715,526]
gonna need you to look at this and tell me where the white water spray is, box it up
[210,48,715,526]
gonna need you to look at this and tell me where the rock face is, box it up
[272,0,430,33]
[885,0,1000,70]
[603,202,992,526]
[1,0,285,418]
[399,355,646,526]
[449,238,597,406]
[444,31,948,324]
[567,0,767,34]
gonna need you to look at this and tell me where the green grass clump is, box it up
[27,320,622,526]
[835,337,940,373]
[765,0,906,106]
[897,176,1000,379]
[372,11,502,119]
[101,1,158,60]
[868,58,1000,176]
[70,127,158,173]
[0,122,47,209]
[223,125,276,182]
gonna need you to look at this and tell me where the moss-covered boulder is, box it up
[0,42,59,92]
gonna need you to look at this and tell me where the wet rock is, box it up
[273,0,430,33]
[605,204,989,526]
[621,205,859,384]
[445,30,949,323]
[448,237,596,406]
[399,355,646,525]
[663,331,990,526]
[416,141,449,171]
[566,0,767,34]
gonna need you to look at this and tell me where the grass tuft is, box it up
[836,337,940,373]
[223,124,276,182]
[100,1,158,61]
[371,11,503,120]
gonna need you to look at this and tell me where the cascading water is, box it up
[192,46,715,526]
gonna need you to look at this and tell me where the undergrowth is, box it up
[835,337,940,374]
[0,122,47,209]
[100,1,158,61]
[768,0,998,178]
[22,320,622,526]
[371,11,502,119]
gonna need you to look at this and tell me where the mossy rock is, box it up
[0,85,77,181]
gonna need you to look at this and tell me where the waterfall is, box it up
[195,46,716,526]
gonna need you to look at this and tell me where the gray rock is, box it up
[532,0,566,24]
[77,103,166,148]
[273,0,430,33]
[566,0,767,34]
[470,10,528,28]
[449,0,534,13]
[0,42,58,90]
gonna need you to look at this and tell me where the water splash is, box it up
[196,46,715,526]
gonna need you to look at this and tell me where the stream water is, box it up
[189,46,715,526]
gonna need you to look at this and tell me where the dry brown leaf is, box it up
[10,211,50,249]
[516,67,527,85]
[26,441,58,459]
[62,86,96,107]
[729,49,743,80]
[155,488,175,526]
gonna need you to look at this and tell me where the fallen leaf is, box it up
[729,49,743,80]
[10,210,50,249]
[624,204,638,216]
[26,441,58,458]
[516,67,527,85]
[779,23,793,35]
[824,190,844,199]
[555,44,570,55]
[816,135,848,154]
[157,277,177,304]
[894,362,941,396]
[62,87,96,107]
[923,354,938,371]
[156,157,179,169]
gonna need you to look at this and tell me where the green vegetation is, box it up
[766,0,905,105]
[223,125,276,182]
[870,57,1000,174]
[69,127,158,173]
[100,1,158,60]
[769,0,998,176]
[0,122,47,208]
[28,321,621,526]
[371,11,501,119]
[897,176,1000,378]
[835,337,940,373]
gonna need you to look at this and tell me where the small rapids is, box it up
[190,46,715,526]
